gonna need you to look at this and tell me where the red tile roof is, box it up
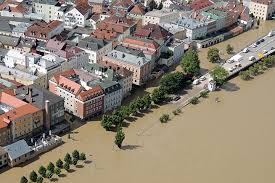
[0,104,40,123]
[134,24,172,41]
[189,0,213,10]
[78,85,103,101]
[0,92,26,108]
[129,4,146,15]
[25,20,62,40]
[58,75,82,95]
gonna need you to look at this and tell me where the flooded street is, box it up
[1,21,275,183]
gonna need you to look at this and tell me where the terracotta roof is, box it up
[58,75,82,95]
[122,36,160,50]
[0,103,40,123]
[75,4,90,15]
[129,4,146,15]
[77,85,103,101]
[45,38,66,51]
[25,20,62,40]
[134,24,172,41]
[111,0,134,8]
[52,69,76,83]
[0,121,8,129]
[0,92,27,108]
[189,0,213,10]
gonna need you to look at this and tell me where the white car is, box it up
[263,50,268,54]
[252,44,257,48]
[199,76,206,81]
[268,31,273,37]
[229,67,235,72]
[227,59,234,63]
[243,48,249,53]
[192,79,200,85]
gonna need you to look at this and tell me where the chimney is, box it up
[44,100,51,131]
[28,87,33,103]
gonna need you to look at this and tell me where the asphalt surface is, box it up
[195,30,275,90]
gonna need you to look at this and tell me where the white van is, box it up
[193,79,200,85]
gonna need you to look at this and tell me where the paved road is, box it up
[174,30,275,105]
[195,30,275,90]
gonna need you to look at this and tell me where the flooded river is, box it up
[1,21,275,183]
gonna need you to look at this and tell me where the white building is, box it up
[33,0,61,22]
[142,8,180,25]
[249,0,275,20]
[64,5,92,28]
[176,16,208,40]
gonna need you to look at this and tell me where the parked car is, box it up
[268,31,273,37]
[243,48,249,53]
[192,79,200,85]
[199,76,206,81]
[260,38,265,42]
[173,95,181,101]
[252,44,257,48]
[263,50,268,54]
[249,56,256,61]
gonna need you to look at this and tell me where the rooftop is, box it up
[144,8,178,17]
[106,50,150,67]
[4,140,32,160]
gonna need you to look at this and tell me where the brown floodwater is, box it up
[1,22,275,183]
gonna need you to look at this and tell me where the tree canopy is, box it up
[207,47,221,63]
[114,128,125,148]
[181,49,200,76]
[160,72,187,94]
[210,66,229,85]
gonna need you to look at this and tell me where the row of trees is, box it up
[20,150,86,183]
[101,95,152,131]
[240,55,275,80]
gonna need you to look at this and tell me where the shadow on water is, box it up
[221,82,240,92]
[121,145,141,151]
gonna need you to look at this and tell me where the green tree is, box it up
[160,72,186,94]
[101,115,113,131]
[158,2,163,9]
[72,150,80,161]
[249,65,259,76]
[20,176,28,183]
[181,49,200,76]
[143,94,152,109]
[37,176,43,183]
[190,96,199,104]
[79,153,86,161]
[38,165,47,178]
[72,158,78,166]
[64,163,70,172]
[207,47,220,63]
[29,171,38,182]
[56,159,63,169]
[114,128,125,148]
[47,162,55,173]
[46,171,53,179]
[149,0,158,10]
[200,90,208,98]
[210,65,229,85]
[262,56,275,68]
[64,153,72,165]
[159,114,169,123]
[54,167,61,176]
[226,44,234,54]
[129,100,138,114]
[151,88,167,104]
[239,70,251,80]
